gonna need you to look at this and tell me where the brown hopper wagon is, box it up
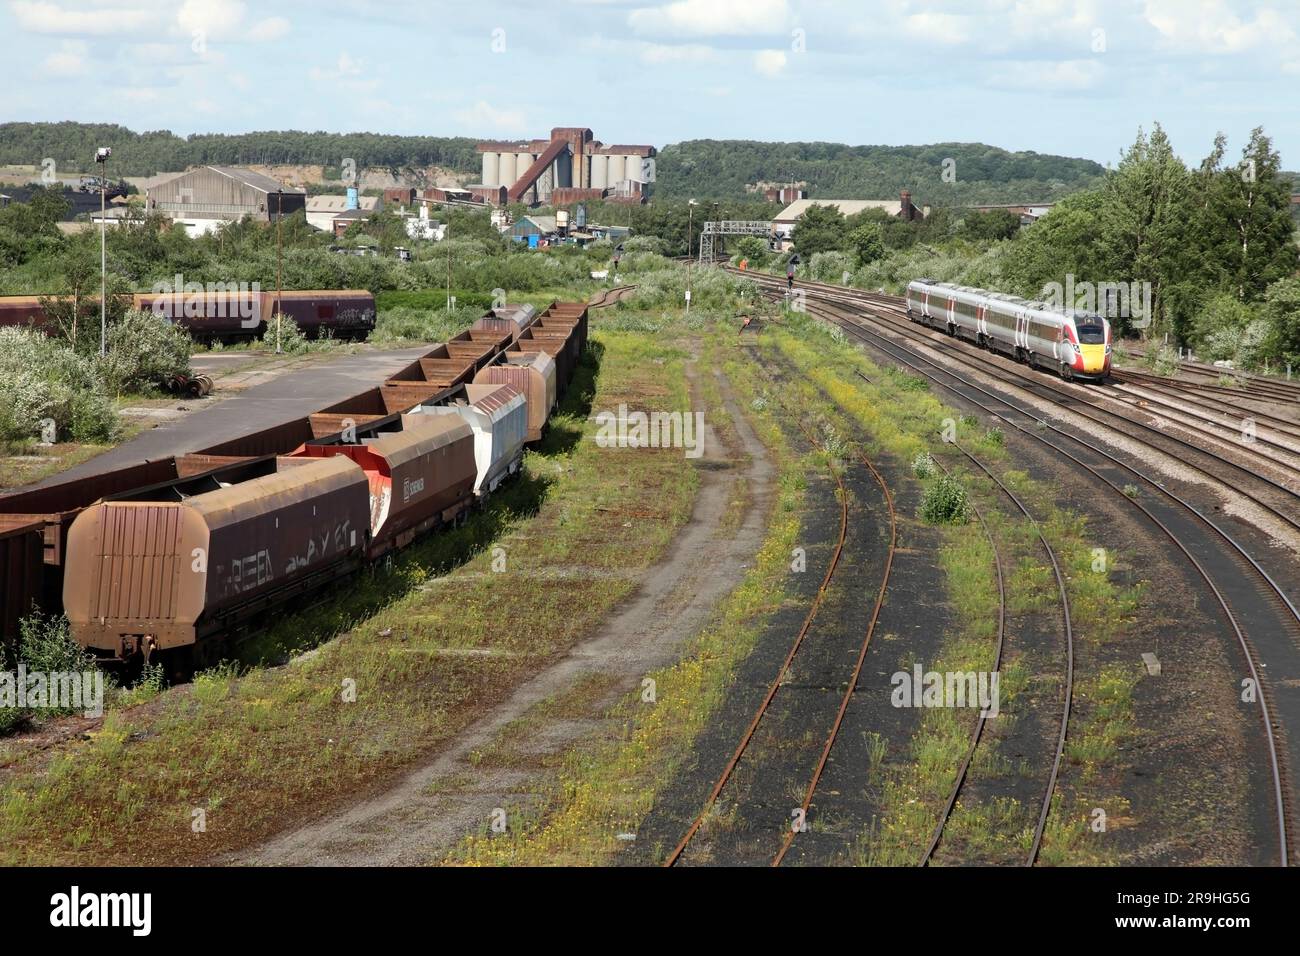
[63,456,370,666]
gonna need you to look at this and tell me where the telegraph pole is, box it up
[275,189,283,354]
[95,146,111,355]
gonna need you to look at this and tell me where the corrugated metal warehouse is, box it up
[146,166,306,236]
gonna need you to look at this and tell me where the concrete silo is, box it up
[590,153,608,190]
[498,151,518,189]
[482,151,499,187]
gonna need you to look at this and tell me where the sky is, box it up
[3,0,1299,167]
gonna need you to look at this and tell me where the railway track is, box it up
[736,270,1294,864]
[1121,345,1300,405]
[664,372,898,867]
[587,285,636,309]
[918,438,1074,867]
[741,271,1300,543]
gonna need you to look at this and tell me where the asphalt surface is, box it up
[37,345,433,487]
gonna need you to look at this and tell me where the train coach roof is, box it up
[182,455,365,529]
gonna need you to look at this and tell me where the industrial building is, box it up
[145,166,305,237]
[306,192,382,232]
[474,127,656,206]
[773,191,929,244]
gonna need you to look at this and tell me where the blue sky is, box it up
[4,0,1299,168]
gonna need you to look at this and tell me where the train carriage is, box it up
[906,279,1111,381]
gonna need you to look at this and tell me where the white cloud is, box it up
[629,0,789,37]
[41,38,87,76]
[753,48,787,76]
[310,51,365,82]
[11,0,153,34]
[987,58,1104,91]
[900,11,972,46]
[1142,0,1296,54]
[176,0,243,39]
[640,42,718,63]
[453,100,528,134]
[248,16,288,42]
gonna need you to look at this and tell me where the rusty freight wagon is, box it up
[514,326,580,395]
[0,455,272,610]
[264,290,376,341]
[0,296,57,333]
[473,351,557,443]
[1,516,45,651]
[289,414,477,558]
[471,304,537,343]
[63,455,370,665]
[411,383,528,497]
[132,290,265,343]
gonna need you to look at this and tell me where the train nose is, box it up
[1080,344,1107,373]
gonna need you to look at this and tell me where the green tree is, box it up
[1197,128,1298,301]
[847,222,885,265]
[960,209,1021,242]
[1098,124,1193,338]
[791,203,847,257]
[1263,277,1300,365]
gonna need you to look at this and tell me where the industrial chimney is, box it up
[900,189,914,222]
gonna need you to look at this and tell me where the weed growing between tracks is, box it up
[447,327,806,866]
[769,314,1144,866]
[0,327,699,865]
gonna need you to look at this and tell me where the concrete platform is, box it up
[36,345,433,487]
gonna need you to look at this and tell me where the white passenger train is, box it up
[905,279,1112,382]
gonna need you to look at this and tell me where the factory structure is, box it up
[144,165,306,236]
[473,127,656,206]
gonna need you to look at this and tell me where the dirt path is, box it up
[233,362,774,866]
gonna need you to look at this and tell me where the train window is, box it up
[1076,321,1105,344]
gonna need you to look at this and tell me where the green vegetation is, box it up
[449,326,808,865]
[0,308,191,445]
[0,122,480,177]
[919,474,971,525]
[0,324,701,865]
[763,125,1299,371]
[654,139,1105,203]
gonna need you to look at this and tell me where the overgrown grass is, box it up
[445,325,806,866]
[0,326,700,865]
[767,319,1143,866]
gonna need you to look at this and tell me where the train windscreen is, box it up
[1075,318,1106,344]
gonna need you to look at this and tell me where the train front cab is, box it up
[1059,313,1112,382]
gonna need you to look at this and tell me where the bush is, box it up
[623,264,758,311]
[809,250,854,284]
[1144,344,1180,376]
[622,236,668,256]
[911,452,936,478]
[920,474,970,524]
[1,612,101,735]
[0,327,117,443]
[97,309,192,394]
[371,304,482,345]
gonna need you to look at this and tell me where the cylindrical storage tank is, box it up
[606,154,625,185]
[63,456,369,659]
[626,155,643,183]
[474,350,557,442]
[590,154,608,190]
[498,151,517,187]
[482,151,499,187]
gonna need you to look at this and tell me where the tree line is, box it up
[751,126,1298,370]
[654,139,1108,204]
[0,122,482,177]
